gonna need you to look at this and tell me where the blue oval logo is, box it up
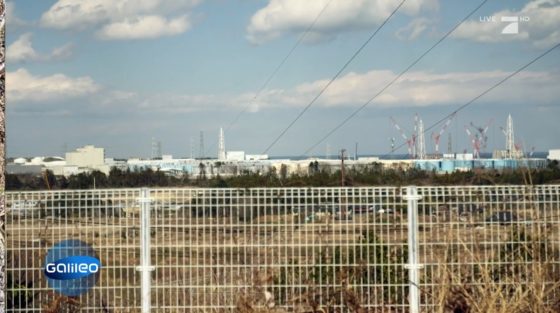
[44,240,101,296]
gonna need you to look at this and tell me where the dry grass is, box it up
[233,221,560,313]
[429,229,560,313]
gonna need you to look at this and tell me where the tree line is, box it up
[6,161,560,191]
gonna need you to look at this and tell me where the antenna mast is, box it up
[199,131,205,159]
[506,114,515,158]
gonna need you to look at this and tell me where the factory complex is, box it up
[6,114,558,178]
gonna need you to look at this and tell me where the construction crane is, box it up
[431,113,455,154]
[470,118,493,149]
[465,126,481,159]
[390,117,416,157]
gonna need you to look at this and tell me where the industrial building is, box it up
[6,121,556,178]
[7,145,111,176]
[415,158,547,173]
[65,145,111,175]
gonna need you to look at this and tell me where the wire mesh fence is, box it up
[5,185,560,312]
[6,189,142,312]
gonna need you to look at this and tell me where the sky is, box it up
[5,0,560,159]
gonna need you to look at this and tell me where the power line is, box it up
[301,0,488,157]
[384,41,560,158]
[226,0,335,132]
[203,0,335,157]
[262,0,407,155]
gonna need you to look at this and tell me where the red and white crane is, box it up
[390,117,416,157]
[431,113,455,154]
[465,126,481,159]
[470,118,493,149]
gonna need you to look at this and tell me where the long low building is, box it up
[415,158,547,173]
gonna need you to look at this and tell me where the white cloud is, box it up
[7,34,37,63]
[247,0,439,44]
[8,33,73,63]
[7,68,100,103]
[396,18,434,40]
[95,69,560,116]
[50,43,74,60]
[250,69,560,110]
[11,68,558,117]
[96,15,191,40]
[40,0,200,40]
[452,0,560,47]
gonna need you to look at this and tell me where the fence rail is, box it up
[6,185,560,312]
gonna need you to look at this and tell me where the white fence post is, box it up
[137,188,154,313]
[404,186,423,313]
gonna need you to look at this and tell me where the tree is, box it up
[90,170,108,188]
[198,162,206,180]
[280,164,288,180]
[68,173,93,189]
[6,174,22,190]
[43,170,57,189]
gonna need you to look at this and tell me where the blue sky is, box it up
[6,0,560,158]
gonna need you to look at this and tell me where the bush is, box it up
[274,231,408,309]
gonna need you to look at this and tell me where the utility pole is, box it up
[340,149,346,187]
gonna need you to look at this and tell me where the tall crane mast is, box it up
[499,114,517,158]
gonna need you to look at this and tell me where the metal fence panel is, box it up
[416,185,560,311]
[5,185,560,312]
[148,187,406,312]
[6,189,143,312]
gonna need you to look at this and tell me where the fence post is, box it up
[136,188,154,313]
[404,186,423,313]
